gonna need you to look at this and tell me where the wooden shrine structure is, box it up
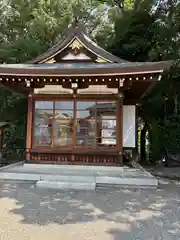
[0,23,171,166]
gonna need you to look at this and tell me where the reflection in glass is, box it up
[54,110,73,119]
[77,101,96,110]
[101,117,116,129]
[35,101,53,109]
[76,118,95,146]
[97,116,116,145]
[54,111,73,146]
[101,134,116,144]
[96,101,116,117]
[76,110,95,119]
[34,109,53,145]
[76,119,96,134]
[76,135,94,146]
[55,101,73,109]
[54,138,72,146]
[33,100,117,148]
[96,138,116,146]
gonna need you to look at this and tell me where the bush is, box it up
[163,115,180,154]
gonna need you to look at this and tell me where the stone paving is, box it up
[146,165,180,180]
[0,164,158,188]
[0,182,180,239]
[1,164,150,178]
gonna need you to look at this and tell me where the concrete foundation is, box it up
[0,163,158,190]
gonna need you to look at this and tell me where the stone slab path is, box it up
[0,182,180,240]
[147,165,180,180]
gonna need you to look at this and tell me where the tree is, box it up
[0,0,180,164]
[105,0,180,163]
[0,0,112,163]
[0,0,110,63]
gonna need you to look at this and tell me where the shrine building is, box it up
[0,23,171,166]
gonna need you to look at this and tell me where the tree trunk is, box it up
[140,123,148,164]
[148,126,153,164]
[174,92,178,114]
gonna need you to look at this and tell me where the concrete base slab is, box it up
[96,176,158,188]
[0,172,95,183]
[36,181,96,190]
[0,162,158,189]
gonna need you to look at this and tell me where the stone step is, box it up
[42,175,95,182]
[36,180,96,190]
[0,172,158,188]
[22,164,125,174]
[3,167,148,179]
[0,172,95,183]
[96,183,157,190]
[96,176,158,188]
[0,163,158,189]
[20,164,146,177]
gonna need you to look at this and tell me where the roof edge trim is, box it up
[0,70,164,77]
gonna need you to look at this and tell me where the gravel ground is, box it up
[0,181,180,240]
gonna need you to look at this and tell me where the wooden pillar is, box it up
[72,89,77,162]
[116,91,124,166]
[26,94,33,161]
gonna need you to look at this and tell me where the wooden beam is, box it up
[32,93,118,100]
[26,94,33,160]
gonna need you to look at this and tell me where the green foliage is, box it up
[1,124,26,164]
[0,0,180,164]
[107,0,180,62]
[0,86,27,163]
[0,0,112,163]
[107,0,180,163]
[97,0,140,10]
[148,120,164,163]
[108,10,157,61]
[0,0,110,63]
[163,115,180,154]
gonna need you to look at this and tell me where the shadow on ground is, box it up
[0,182,180,239]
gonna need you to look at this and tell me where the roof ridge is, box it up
[28,23,126,64]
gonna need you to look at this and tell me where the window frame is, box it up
[33,107,54,147]
[32,99,117,149]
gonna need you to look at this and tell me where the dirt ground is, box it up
[0,181,180,240]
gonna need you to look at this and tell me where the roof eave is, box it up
[0,61,172,77]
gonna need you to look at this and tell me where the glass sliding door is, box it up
[34,101,53,146]
[33,100,117,149]
[76,101,96,146]
[95,101,116,147]
[54,101,73,147]
[100,116,116,145]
